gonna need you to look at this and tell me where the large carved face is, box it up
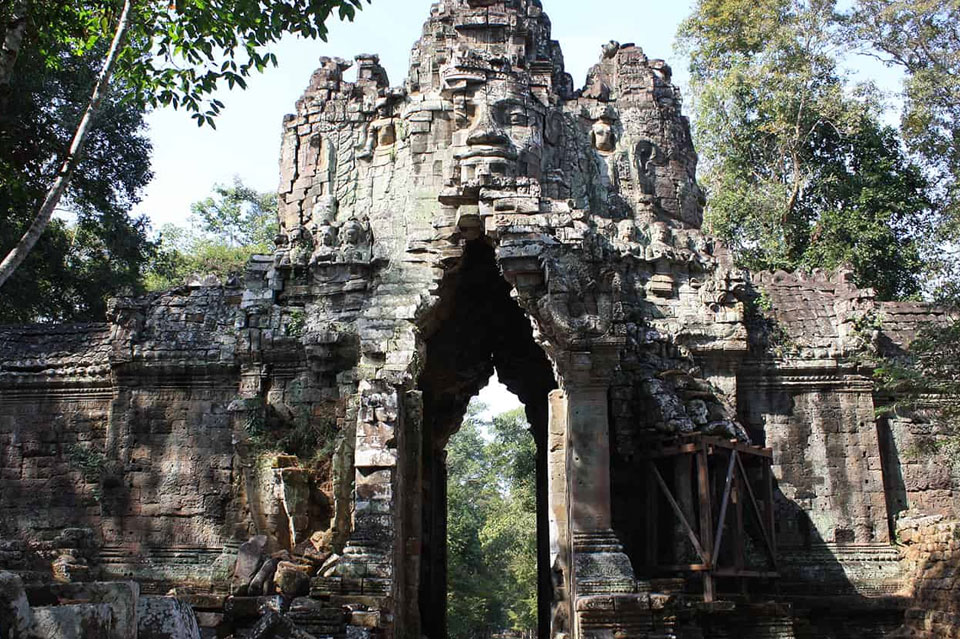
[454,77,545,183]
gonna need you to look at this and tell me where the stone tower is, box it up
[272,1,747,637]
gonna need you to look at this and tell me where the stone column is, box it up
[560,350,649,639]
[396,390,423,639]
[548,390,572,639]
[316,380,398,637]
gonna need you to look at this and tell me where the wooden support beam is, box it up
[651,563,710,572]
[736,453,778,569]
[696,440,715,603]
[764,460,777,560]
[649,461,707,563]
[646,461,658,569]
[712,450,737,561]
[733,463,746,589]
[645,437,773,460]
[712,569,780,579]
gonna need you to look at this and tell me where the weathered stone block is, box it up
[137,596,201,639]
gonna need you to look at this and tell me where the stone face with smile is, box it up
[455,91,544,182]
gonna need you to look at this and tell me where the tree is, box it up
[797,119,930,299]
[838,3,960,466]
[842,0,960,302]
[190,177,277,249]
[144,178,278,291]
[0,0,367,289]
[447,403,538,639]
[0,33,154,323]
[677,0,931,299]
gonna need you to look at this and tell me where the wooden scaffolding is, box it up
[640,434,778,602]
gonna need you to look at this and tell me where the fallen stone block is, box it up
[33,603,113,639]
[137,596,201,639]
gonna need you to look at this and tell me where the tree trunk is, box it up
[0,0,134,290]
[0,2,27,89]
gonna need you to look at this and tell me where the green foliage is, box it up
[242,398,338,466]
[677,0,931,299]
[842,0,960,302]
[875,318,960,475]
[0,37,155,323]
[4,0,369,127]
[797,121,929,299]
[0,0,368,297]
[876,319,960,420]
[190,177,277,248]
[123,0,369,127]
[144,177,277,290]
[447,403,537,639]
[285,309,306,337]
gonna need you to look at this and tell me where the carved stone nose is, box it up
[466,108,509,146]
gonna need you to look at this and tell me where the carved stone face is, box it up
[650,221,673,246]
[320,224,338,248]
[455,79,544,182]
[592,121,616,152]
[617,219,636,243]
[312,195,338,224]
[342,220,363,246]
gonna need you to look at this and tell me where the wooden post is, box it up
[696,440,715,602]
[732,459,746,594]
[764,459,777,562]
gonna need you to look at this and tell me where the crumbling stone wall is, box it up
[733,269,955,599]
[896,513,960,638]
[0,282,349,591]
[880,412,960,520]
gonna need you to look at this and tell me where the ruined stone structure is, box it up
[1,1,959,638]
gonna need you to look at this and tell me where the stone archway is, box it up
[414,239,557,639]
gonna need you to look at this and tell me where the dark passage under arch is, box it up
[415,240,557,639]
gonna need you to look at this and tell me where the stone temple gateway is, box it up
[2,1,959,638]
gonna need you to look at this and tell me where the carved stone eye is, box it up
[496,103,528,127]
[508,111,527,126]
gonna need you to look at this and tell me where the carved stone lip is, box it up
[454,146,518,161]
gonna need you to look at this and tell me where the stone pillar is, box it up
[561,350,650,639]
[548,390,572,639]
[396,390,423,639]
[317,381,399,636]
[566,385,637,600]
[529,399,553,639]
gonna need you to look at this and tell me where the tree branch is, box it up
[0,0,134,290]
[0,3,27,88]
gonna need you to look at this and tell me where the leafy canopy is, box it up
[0,37,154,323]
[677,0,930,299]
[145,177,278,291]
[842,0,960,303]
[447,403,537,639]
[10,0,368,127]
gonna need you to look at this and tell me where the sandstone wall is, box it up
[0,282,350,590]
[896,514,960,638]
[880,413,960,519]
[742,379,888,547]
